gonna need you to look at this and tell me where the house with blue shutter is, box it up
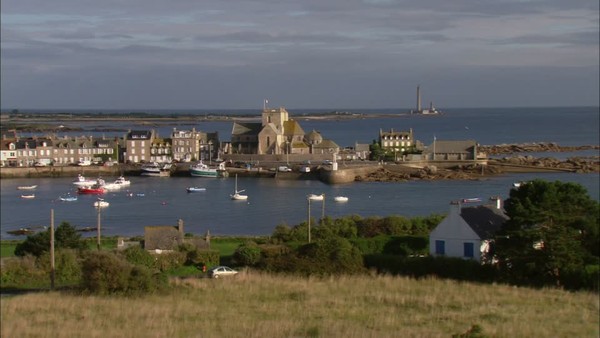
[429,198,507,263]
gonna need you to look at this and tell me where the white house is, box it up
[429,198,507,262]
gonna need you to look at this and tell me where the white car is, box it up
[208,266,238,278]
[277,166,292,172]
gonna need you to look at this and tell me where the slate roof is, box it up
[426,140,476,154]
[460,205,508,239]
[127,130,152,140]
[231,122,262,136]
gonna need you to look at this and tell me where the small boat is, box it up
[76,226,95,232]
[334,196,349,202]
[17,185,38,190]
[513,181,527,188]
[20,194,35,199]
[187,187,207,193]
[103,176,131,190]
[190,161,227,178]
[230,175,248,200]
[307,194,324,201]
[59,195,78,202]
[7,228,37,236]
[93,199,110,208]
[461,197,482,203]
[78,185,106,195]
[72,174,98,187]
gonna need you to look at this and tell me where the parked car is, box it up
[208,266,238,278]
[277,166,292,172]
[299,166,311,173]
[322,160,333,165]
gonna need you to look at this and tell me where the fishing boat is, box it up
[17,185,38,190]
[307,194,324,201]
[72,174,98,187]
[20,194,35,199]
[461,197,482,203]
[334,196,349,202]
[141,162,172,177]
[230,175,248,200]
[59,195,78,202]
[7,228,37,236]
[93,198,110,208]
[187,187,207,193]
[190,161,227,178]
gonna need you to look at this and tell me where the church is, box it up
[230,107,339,155]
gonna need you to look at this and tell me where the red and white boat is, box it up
[72,174,98,187]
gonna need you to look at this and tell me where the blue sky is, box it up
[1,0,598,110]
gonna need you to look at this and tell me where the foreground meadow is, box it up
[1,271,598,338]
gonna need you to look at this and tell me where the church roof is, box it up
[232,122,262,136]
[283,120,305,136]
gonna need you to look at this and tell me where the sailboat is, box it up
[230,174,248,200]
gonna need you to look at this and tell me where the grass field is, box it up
[1,272,598,337]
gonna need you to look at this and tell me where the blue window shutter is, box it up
[464,242,474,258]
[435,240,445,255]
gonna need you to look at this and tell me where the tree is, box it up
[15,222,87,257]
[491,180,599,287]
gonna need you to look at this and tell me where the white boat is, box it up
[230,175,248,200]
[513,181,528,188]
[17,185,38,190]
[103,176,131,190]
[20,194,35,199]
[187,187,207,193]
[461,197,482,203]
[307,194,324,201]
[141,162,172,177]
[93,199,109,208]
[190,161,226,178]
[72,174,98,186]
[334,196,349,202]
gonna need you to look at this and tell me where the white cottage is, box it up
[429,198,507,262]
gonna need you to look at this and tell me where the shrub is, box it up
[37,249,82,284]
[0,255,45,286]
[153,251,187,272]
[121,246,156,270]
[233,241,262,266]
[185,249,220,268]
[81,251,132,294]
[14,222,87,257]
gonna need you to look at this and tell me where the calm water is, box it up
[3,106,599,238]
[1,172,598,239]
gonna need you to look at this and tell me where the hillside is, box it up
[2,272,598,337]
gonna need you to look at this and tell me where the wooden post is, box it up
[50,209,55,290]
[321,193,325,225]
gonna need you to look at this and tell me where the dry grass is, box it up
[2,271,598,338]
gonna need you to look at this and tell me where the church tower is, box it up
[262,107,289,130]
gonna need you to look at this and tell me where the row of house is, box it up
[0,128,220,167]
[1,106,483,167]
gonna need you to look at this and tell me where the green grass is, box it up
[1,241,19,258]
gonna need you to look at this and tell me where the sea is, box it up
[1,106,598,239]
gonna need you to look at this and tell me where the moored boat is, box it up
[104,176,131,190]
[334,196,349,202]
[59,195,78,202]
[141,162,172,177]
[307,194,324,201]
[190,161,227,178]
[187,187,207,193]
[72,174,98,187]
[17,185,38,190]
[78,185,106,195]
[230,174,248,200]
[93,198,110,208]
[20,194,35,199]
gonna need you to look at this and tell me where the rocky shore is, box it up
[479,142,598,155]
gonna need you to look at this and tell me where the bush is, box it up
[233,241,262,266]
[37,249,82,284]
[81,251,132,294]
[0,255,45,286]
[153,251,187,272]
[14,222,87,257]
[121,246,156,270]
[184,248,220,268]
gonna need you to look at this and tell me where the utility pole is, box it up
[96,205,101,251]
[321,193,325,225]
[50,209,55,290]
[307,197,311,243]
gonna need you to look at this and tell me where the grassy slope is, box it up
[1,272,598,337]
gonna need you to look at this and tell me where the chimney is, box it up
[489,196,502,210]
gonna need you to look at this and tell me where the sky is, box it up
[1,0,599,110]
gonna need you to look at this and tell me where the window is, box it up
[435,240,445,255]
[464,242,474,258]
